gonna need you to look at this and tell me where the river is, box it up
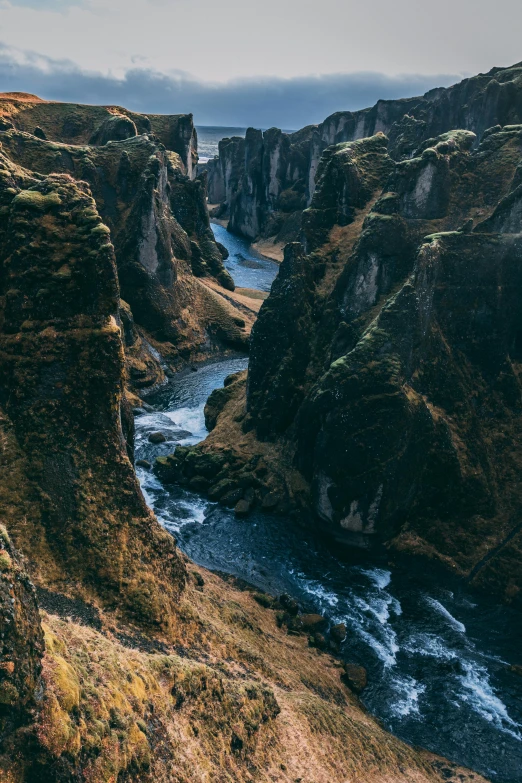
[134,223,522,782]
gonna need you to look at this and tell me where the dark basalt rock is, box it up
[342,663,368,693]
[210,62,522,243]
[228,120,522,605]
[0,129,242,361]
[0,94,197,175]
[148,431,167,444]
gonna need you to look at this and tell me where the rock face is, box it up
[0,525,44,776]
[0,153,186,623]
[89,113,138,145]
[207,134,246,206]
[196,120,522,606]
[209,62,522,242]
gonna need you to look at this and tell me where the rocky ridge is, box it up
[207,62,522,243]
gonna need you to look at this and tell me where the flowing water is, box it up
[134,228,522,782]
[211,221,279,292]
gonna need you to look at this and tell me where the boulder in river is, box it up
[148,431,167,444]
[330,623,347,643]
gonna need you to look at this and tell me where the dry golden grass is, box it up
[34,564,487,783]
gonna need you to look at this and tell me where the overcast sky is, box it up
[0,0,520,127]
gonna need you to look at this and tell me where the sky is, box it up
[0,0,520,128]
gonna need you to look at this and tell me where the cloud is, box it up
[0,44,464,129]
[3,0,84,9]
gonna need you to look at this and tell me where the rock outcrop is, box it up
[0,119,249,374]
[185,122,522,606]
[0,92,197,177]
[0,153,186,623]
[208,62,522,243]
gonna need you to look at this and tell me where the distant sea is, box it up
[196,126,246,162]
[196,125,297,162]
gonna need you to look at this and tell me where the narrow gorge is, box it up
[0,59,521,783]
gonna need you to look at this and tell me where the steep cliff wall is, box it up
[179,123,522,606]
[0,155,187,624]
[210,62,522,242]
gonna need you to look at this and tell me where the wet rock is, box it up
[234,498,253,517]
[189,475,211,492]
[148,431,167,444]
[153,454,184,483]
[330,623,347,644]
[185,450,227,479]
[216,240,229,259]
[136,459,151,469]
[261,490,283,510]
[219,488,244,507]
[208,478,238,501]
[342,663,368,694]
[204,382,238,431]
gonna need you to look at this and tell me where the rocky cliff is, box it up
[178,120,522,607]
[207,62,522,243]
[0,92,198,177]
[0,96,479,783]
[0,97,257,387]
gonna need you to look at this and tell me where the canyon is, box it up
[185,64,522,609]
[0,60,521,783]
